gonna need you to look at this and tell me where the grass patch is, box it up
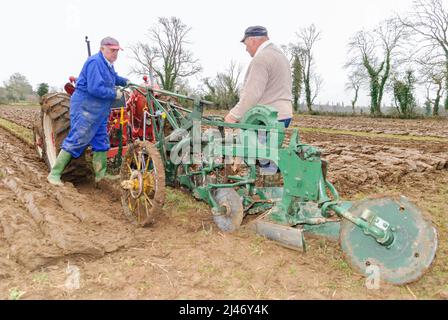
[124,258,136,267]
[330,257,352,276]
[8,288,25,300]
[32,272,49,284]
[138,281,151,292]
[0,117,33,145]
[164,188,208,212]
[249,236,266,256]
[0,103,40,110]
[198,264,218,278]
[288,266,298,276]
[296,126,448,143]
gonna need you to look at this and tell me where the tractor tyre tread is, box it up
[40,92,92,183]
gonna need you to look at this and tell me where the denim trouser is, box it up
[259,118,291,174]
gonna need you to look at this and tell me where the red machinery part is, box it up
[127,88,155,142]
[106,87,155,155]
[64,76,77,96]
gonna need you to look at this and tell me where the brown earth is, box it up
[295,114,448,138]
[304,131,448,196]
[204,110,448,138]
[0,109,447,300]
[0,105,39,129]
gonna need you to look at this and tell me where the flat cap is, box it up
[241,26,268,42]
[100,36,123,50]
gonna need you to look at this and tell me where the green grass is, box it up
[296,126,448,143]
[198,263,219,278]
[249,236,266,256]
[164,188,207,212]
[8,288,25,300]
[0,117,33,145]
[124,258,136,267]
[32,272,49,284]
[0,103,40,110]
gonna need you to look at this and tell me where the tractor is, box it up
[33,39,438,285]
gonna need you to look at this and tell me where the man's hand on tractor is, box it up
[115,87,123,100]
[224,113,238,123]
[125,79,132,87]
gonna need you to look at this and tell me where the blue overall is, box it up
[61,51,127,158]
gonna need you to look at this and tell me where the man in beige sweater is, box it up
[224,26,293,127]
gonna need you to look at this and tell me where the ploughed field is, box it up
[0,105,447,299]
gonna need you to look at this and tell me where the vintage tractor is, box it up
[33,36,160,180]
[33,75,160,181]
[34,80,438,285]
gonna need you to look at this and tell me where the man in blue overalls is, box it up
[47,36,129,186]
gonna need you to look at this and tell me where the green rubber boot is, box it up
[47,149,72,186]
[92,151,119,183]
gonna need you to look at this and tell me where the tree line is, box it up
[0,72,50,104]
[130,0,447,117]
[3,0,446,118]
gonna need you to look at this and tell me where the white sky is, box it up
[0,0,416,106]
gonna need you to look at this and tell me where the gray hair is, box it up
[247,35,269,41]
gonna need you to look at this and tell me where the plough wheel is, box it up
[120,140,166,226]
[213,188,244,232]
[340,196,437,285]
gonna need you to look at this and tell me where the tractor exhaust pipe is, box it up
[85,36,91,57]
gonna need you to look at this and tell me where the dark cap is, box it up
[240,26,268,42]
[100,36,123,50]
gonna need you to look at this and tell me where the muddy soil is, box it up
[204,110,448,138]
[0,129,136,274]
[302,131,448,196]
[295,114,448,138]
[0,111,447,300]
[0,105,39,129]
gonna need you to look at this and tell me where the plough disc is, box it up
[212,188,244,232]
[340,196,437,285]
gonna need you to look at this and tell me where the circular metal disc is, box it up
[340,196,437,285]
[213,188,244,232]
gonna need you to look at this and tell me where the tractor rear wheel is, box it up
[33,119,44,159]
[39,92,92,182]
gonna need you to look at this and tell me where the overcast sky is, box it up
[0,0,417,106]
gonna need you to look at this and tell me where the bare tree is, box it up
[202,61,242,109]
[310,74,323,108]
[129,43,157,80]
[346,19,408,115]
[419,59,445,115]
[398,0,448,110]
[129,17,202,91]
[288,24,322,112]
[345,68,365,114]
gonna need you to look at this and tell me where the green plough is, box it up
[120,84,437,285]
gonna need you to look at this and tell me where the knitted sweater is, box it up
[229,42,293,121]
